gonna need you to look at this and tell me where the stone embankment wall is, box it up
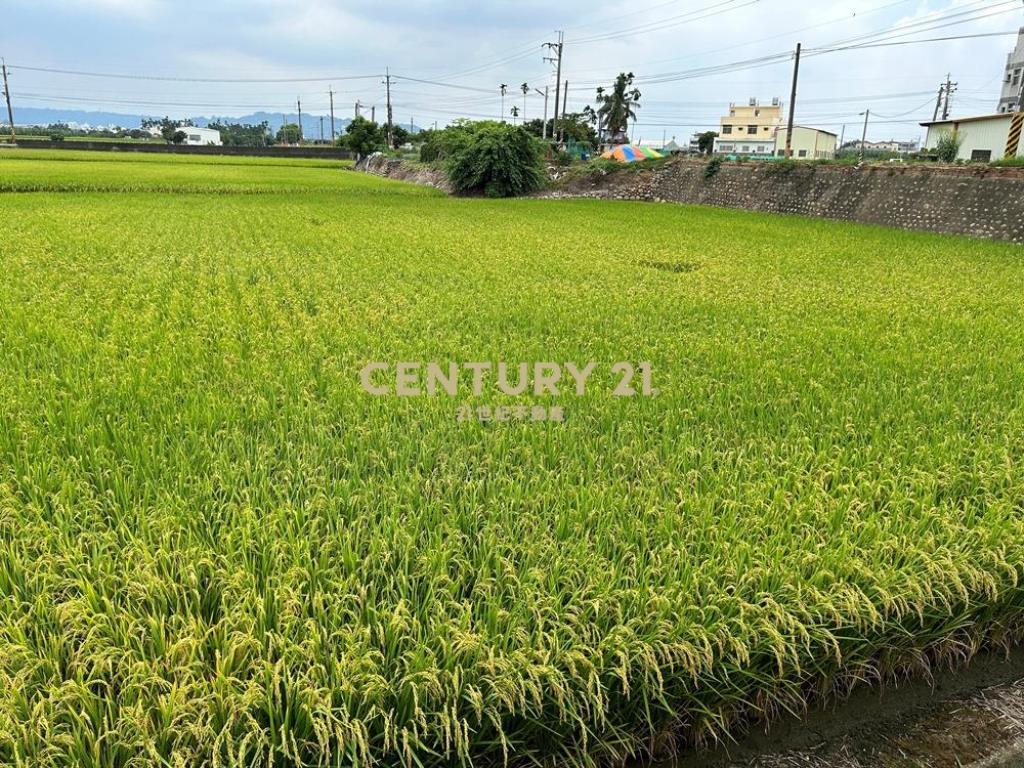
[355,154,1024,243]
[548,159,1024,243]
[354,154,451,192]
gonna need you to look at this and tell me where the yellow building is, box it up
[773,126,837,159]
[713,98,783,156]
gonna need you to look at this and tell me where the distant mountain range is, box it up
[12,107,420,138]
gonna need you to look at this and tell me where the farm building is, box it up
[144,124,223,145]
[181,127,223,146]
[773,126,837,159]
[920,112,1024,162]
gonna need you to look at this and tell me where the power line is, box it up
[6,65,383,83]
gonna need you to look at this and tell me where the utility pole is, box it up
[932,83,945,121]
[1,59,14,144]
[784,42,801,158]
[296,97,303,143]
[384,68,394,149]
[319,116,324,142]
[859,109,870,160]
[838,124,846,153]
[329,86,336,140]
[355,101,362,119]
[371,105,376,123]
[535,87,549,138]
[941,73,957,120]
[544,31,564,140]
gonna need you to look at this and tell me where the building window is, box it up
[747,125,757,134]
[741,145,750,152]
[1014,69,1021,86]
[776,149,785,156]
[722,125,732,134]
[188,134,201,142]
[970,149,992,162]
[719,144,733,151]
[798,149,807,157]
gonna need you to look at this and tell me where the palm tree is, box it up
[500,84,508,122]
[595,73,640,145]
[520,82,529,120]
[510,105,520,125]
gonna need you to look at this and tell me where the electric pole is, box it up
[355,101,362,119]
[544,31,564,141]
[1,59,14,143]
[296,97,303,143]
[384,68,394,149]
[535,87,549,138]
[859,109,870,160]
[932,82,945,121]
[329,86,336,140]
[319,115,324,142]
[784,42,801,158]
[371,105,376,124]
[941,73,957,120]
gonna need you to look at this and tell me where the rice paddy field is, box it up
[1,147,1023,768]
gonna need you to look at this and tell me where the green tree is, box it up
[338,117,385,156]
[391,124,410,147]
[697,131,717,155]
[147,117,194,144]
[209,121,272,147]
[595,73,641,145]
[445,121,546,198]
[169,130,187,145]
[522,113,598,147]
[276,123,302,144]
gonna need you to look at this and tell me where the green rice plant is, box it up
[0,149,1023,768]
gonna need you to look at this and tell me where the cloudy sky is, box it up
[3,0,1023,143]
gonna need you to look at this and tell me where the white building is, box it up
[773,126,837,159]
[921,112,1024,162]
[143,124,223,146]
[997,27,1024,114]
[182,127,222,146]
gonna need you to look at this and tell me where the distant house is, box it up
[921,112,1024,162]
[144,124,223,146]
[846,139,919,154]
[773,126,837,159]
[182,127,222,146]
[997,27,1024,113]
[713,97,783,156]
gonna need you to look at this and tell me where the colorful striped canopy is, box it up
[600,145,663,162]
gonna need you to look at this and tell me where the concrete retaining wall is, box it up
[550,159,1024,243]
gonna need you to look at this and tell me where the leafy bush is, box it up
[935,131,962,163]
[338,117,385,157]
[704,155,723,178]
[445,121,546,197]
